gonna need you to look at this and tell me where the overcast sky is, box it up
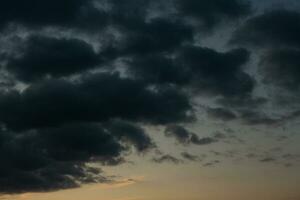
[0,0,300,200]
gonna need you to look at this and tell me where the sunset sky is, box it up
[0,0,300,200]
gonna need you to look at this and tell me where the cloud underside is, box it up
[0,0,299,194]
[232,9,300,92]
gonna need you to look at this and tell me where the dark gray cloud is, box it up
[127,54,189,85]
[207,107,237,121]
[0,73,193,131]
[0,121,154,194]
[126,46,254,100]
[105,120,155,152]
[231,10,300,48]
[213,132,228,139]
[202,160,221,167]
[190,134,217,145]
[240,111,280,125]
[164,125,191,144]
[230,9,300,98]
[1,0,298,195]
[240,110,300,126]
[0,72,192,193]
[113,19,194,56]
[181,152,201,162]
[0,126,109,193]
[165,125,217,145]
[176,46,254,97]
[152,154,183,164]
[216,96,267,110]
[260,157,276,163]
[0,0,252,32]
[5,35,101,82]
[0,0,108,31]
[260,49,300,91]
[176,0,251,28]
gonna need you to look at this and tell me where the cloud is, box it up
[127,54,189,85]
[240,110,300,125]
[0,120,155,194]
[106,120,155,152]
[202,160,221,167]
[0,0,108,31]
[126,46,254,100]
[1,0,298,195]
[230,9,300,108]
[97,176,145,190]
[190,135,217,145]
[0,73,193,131]
[0,71,195,193]
[231,10,300,48]
[175,0,251,28]
[164,125,217,145]
[0,0,252,32]
[152,154,183,164]
[0,131,110,193]
[5,35,101,82]
[229,9,300,105]
[260,157,276,163]
[113,18,194,56]
[207,107,237,121]
[216,96,267,109]
[260,49,300,91]
[181,152,201,162]
[175,46,254,97]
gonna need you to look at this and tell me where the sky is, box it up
[0,0,300,200]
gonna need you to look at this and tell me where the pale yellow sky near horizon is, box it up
[3,162,300,200]
[2,122,300,200]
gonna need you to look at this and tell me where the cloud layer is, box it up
[0,0,299,195]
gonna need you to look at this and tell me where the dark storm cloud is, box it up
[109,0,151,24]
[0,0,283,195]
[0,120,156,193]
[216,96,267,109]
[176,0,251,28]
[126,46,255,99]
[260,49,300,91]
[164,125,191,144]
[39,123,124,162]
[0,72,193,131]
[207,107,237,121]
[240,110,300,125]
[127,54,189,85]
[5,35,101,82]
[113,18,194,56]
[190,134,217,145]
[100,0,253,61]
[231,10,300,48]
[164,125,217,145]
[0,125,115,193]
[108,0,252,36]
[176,46,254,97]
[230,9,300,104]
[105,120,155,152]
[0,71,193,192]
[240,111,280,125]
[0,0,252,32]
[0,0,108,31]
